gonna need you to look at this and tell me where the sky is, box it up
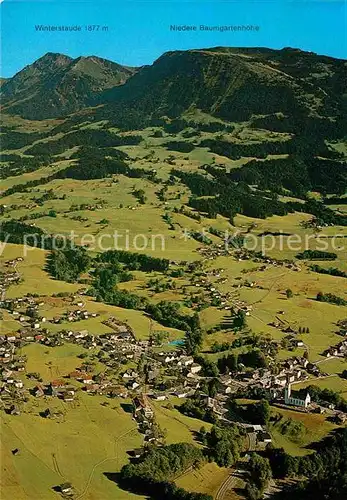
[1,0,346,78]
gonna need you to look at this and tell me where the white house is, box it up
[190,363,202,374]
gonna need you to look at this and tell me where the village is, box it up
[1,253,347,448]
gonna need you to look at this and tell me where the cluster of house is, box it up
[51,308,99,324]
[0,259,22,297]
[1,293,47,329]
[337,319,347,337]
[0,333,28,415]
[33,380,76,402]
[188,266,256,314]
[324,339,347,358]
[133,395,158,444]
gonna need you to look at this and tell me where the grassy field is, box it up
[20,343,92,383]
[1,395,223,500]
[295,376,347,399]
[176,462,230,497]
[269,406,338,456]
[1,393,144,500]
[151,399,212,444]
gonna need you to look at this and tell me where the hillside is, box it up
[95,46,347,132]
[0,52,137,119]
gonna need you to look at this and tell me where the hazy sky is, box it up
[1,0,346,77]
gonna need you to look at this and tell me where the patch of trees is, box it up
[1,130,43,150]
[165,141,195,153]
[89,261,144,309]
[287,199,347,226]
[185,325,204,355]
[46,247,90,282]
[200,138,292,161]
[325,196,347,205]
[316,292,347,306]
[296,249,337,260]
[0,154,50,180]
[1,147,158,197]
[228,400,271,425]
[201,424,244,467]
[189,231,212,245]
[1,173,56,197]
[147,302,201,340]
[245,453,272,500]
[32,189,61,205]
[96,249,170,272]
[229,156,346,196]
[132,188,147,204]
[152,129,164,137]
[171,170,217,197]
[306,157,347,195]
[92,282,146,310]
[163,118,233,134]
[179,398,218,424]
[194,357,219,379]
[211,341,231,353]
[163,119,188,133]
[56,149,141,181]
[90,263,201,340]
[96,106,149,131]
[175,206,202,222]
[92,264,133,289]
[196,121,234,133]
[310,265,347,278]
[232,310,248,331]
[0,220,57,249]
[217,349,268,374]
[119,442,211,500]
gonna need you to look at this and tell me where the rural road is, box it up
[215,466,246,500]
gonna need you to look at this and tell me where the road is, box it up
[214,428,255,500]
[215,465,246,500]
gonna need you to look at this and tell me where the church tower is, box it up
[284,382,291,404]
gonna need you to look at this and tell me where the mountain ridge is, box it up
[1,52,137,119]
[1,47,346,129]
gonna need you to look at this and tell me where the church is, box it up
[284,383,311,408]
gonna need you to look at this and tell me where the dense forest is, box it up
[171,168,347,225]
[229,156,346,196]
[171,169,291,221]
[25,129,142,156]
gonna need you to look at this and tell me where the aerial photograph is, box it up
[0,0,346,499]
